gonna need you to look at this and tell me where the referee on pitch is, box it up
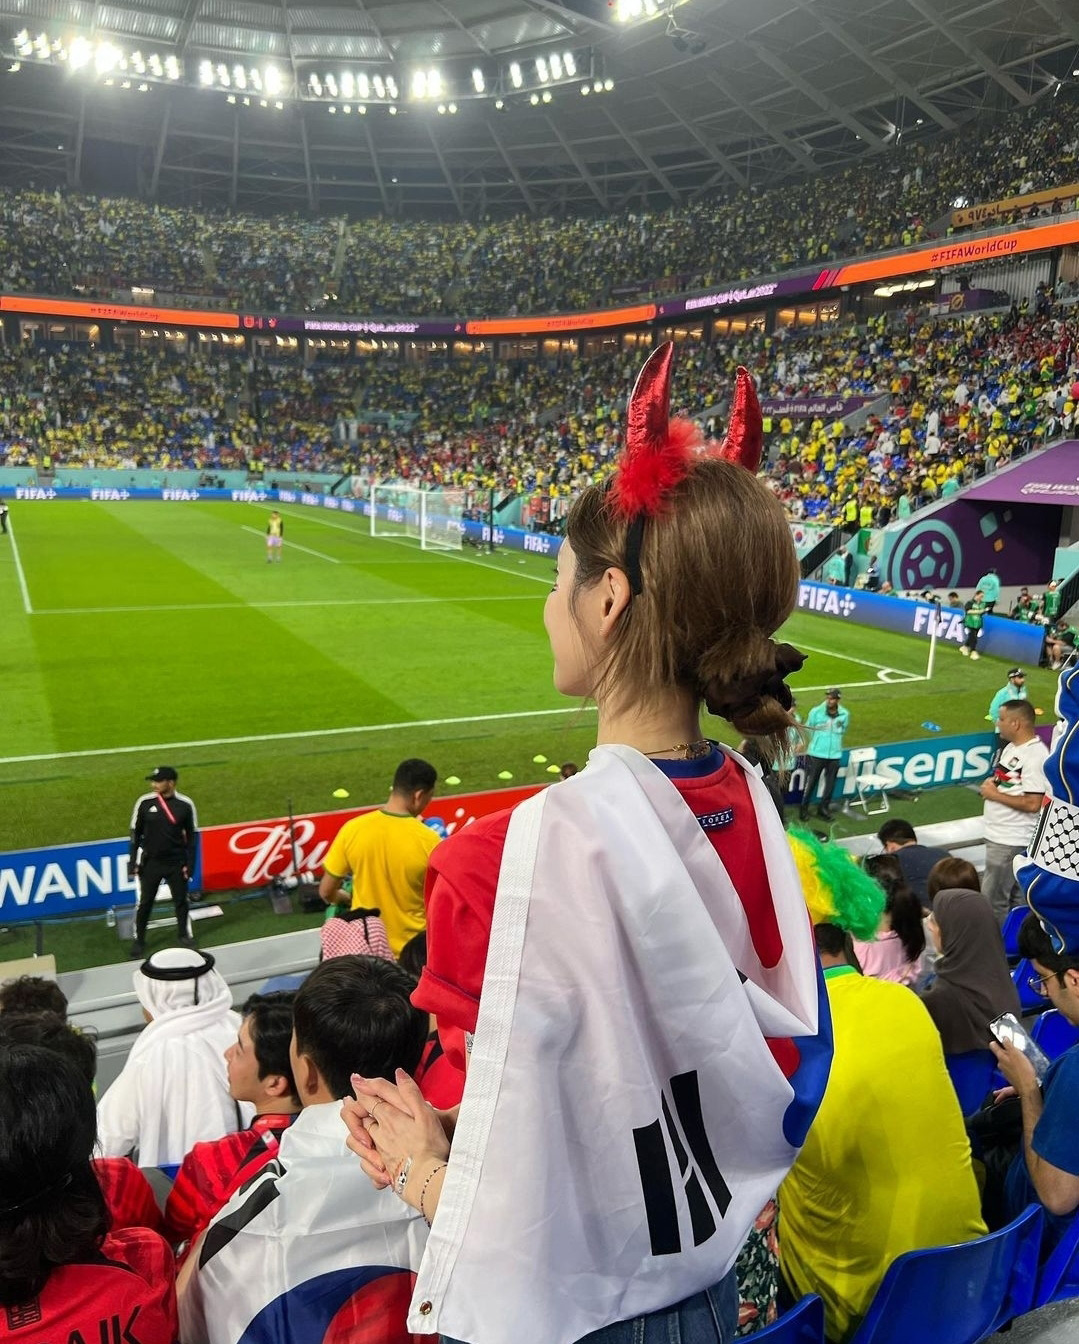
[129,766,199,958]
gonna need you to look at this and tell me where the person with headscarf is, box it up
[919,889,1021,1056]
[97,947,242,1169]
[780,830,985,1343]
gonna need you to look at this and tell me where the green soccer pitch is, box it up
[0,498,1058,854]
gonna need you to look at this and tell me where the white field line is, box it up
[795,639,921,680]
[272,504,554,587]
[6,518,33,614]
[33,595,545,616]
[240,525,340,564]
[0,676,913,767]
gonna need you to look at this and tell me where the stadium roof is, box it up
[0,0,1077,216]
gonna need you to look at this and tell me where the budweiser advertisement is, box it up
[199,785,544,892]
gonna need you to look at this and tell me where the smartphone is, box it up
[989,1012,1051,1083]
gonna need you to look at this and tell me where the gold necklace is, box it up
[644,738,712,760]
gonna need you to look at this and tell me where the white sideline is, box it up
[0,677,910,767]
[33,594,546,615]
[239,524,340,563]
[6,518,33,614]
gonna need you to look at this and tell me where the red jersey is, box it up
[93,1157,164,1236]
[414,751,779,1073]
[163,1112,298,1250]
[416,1035,465,1109]
[1,1228,177,1343]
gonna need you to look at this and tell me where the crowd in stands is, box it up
[2,291,1077,538]
[1,89,1078,316]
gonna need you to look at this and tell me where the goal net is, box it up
[369,484,465,551]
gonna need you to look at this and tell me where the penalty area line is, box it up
[6,518,33,614]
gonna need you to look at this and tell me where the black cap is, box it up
[1008,668,1025,679]
[146,766,178,782]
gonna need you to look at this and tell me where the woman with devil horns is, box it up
[342,343,831,1344]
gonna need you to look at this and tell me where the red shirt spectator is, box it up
[93,1157,164,1235]
[414,751,785,1074]
[164,1112,298,1250]
[2,1228,177,1344]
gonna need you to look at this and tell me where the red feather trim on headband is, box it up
[609,346,763,520]
[609,341,700,519]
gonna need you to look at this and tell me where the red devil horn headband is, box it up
[610,344,762,523]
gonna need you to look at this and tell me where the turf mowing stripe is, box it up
[6,518,34,614]
[32,594,547,615]
[239,525,341,563]
[0,676,904,767]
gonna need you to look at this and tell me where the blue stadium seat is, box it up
[1001,907,1027,962]
[847,1205,1043,1344]
[944,1050,997,1117]
[1035,1211,1079,1308]
[1012,959,1050,1016]
[1030,1008,1079,1061]
[259,972,309,994]
[753,1295,825,1343]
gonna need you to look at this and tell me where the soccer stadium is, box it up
[4,0,1079,1337]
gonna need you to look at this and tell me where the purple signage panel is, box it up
[658,271,821,319]
[762,396,878,419]
[882,498,1060,590]
[304,317,466,337]
[961,442,1079,508]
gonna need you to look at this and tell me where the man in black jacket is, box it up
[130,765,199,957]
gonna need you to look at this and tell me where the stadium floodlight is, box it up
[358,103,366,113]
[34,33,50,59]
[494,96,504,109]
[326,73,338,97]
[309,73,322,96]
[529,91,539,105]
[264,64,282,95]
[216,62,230,86]
[227,91,236,103]
[412,69,426,97]
[541,89,551,102]
[358,72,370,99]
[388,104,397,113]
[328,103,336,113]
[138,81,149,91]
[341,70,354,97]
[603,77,613,91]
[593,78,602,92]
[165,54,180,80]
[131,50,145,73]
[550,53,562,79]
[536,56,549,83]
[616,0,643,19]
[233,64,246,89]
[437,102,446,113]
[8,61,20,71]
[149,52,162,76]
[580,83,589,94]
[509,61,522,88]
[342,102,351,112]
[373,73,385,98]
[448,101,457,113]
[274,99,283,108]
[564,51,576,76]
[250,66,262,90]
[69,36,92,70]
[96,42,121,75]
[386,74,398,98]
[472,67,484,93]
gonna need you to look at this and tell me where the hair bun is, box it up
[704,640,805,721]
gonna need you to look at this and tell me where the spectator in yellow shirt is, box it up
[318,759,440,957]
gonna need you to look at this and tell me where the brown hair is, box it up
[927,856,980,901]
[566,458,800,761]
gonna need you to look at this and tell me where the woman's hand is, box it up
[341,1070,451,1204]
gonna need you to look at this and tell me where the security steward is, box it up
[129,765,199,958]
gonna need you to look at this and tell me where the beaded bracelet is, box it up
[419,1162,448,1226]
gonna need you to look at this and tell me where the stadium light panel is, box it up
[386,74,398,98]
[536,56,549,83]
[358,103,366,113]
[328,103,336,112]
[165,54,180,80]
[388,104,397,113]
[274,99,283,108]
[616,0,643,20]
[494,96,504,109]
[541,89,551,102]
[580,83,589,94]
[149,52,162,76]
[138,81,148,91]
[550,53,563,79]
[343,102,351,112]
[309,73,322,95]
[529,91,539,105]
[131,51,145,73]
[564,52,576,76]
[264,65,282,95]
[96,42,121,75]
[472,67,484,93]
[233,65,246,88]
[69,36,91,70]
[8,61,20,71]
[250,66,261,90]
[411,69,426,97]
[603,77,613,91]
[216,62,230,86]
[358,73,369,99]
[593,78,602,92]
[509,61,522,88]
[199,59,214,84]
[227,92,236,103]
[448,100,457,113]
[34,33,50,59]
[326,73,338,96]
[437,102,446,113]
[341,70,354,97]
[373,73,385,98]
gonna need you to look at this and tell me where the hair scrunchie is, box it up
[704,641,806,721]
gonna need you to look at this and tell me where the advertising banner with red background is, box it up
[199,784,544,892]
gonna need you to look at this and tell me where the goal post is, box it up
[369,483,465,550]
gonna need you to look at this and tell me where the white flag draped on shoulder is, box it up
[180,1104,429,1344]
[409,744,831,1344]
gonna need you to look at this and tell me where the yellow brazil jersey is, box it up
[322,809,441,956]
[779,969,984,1342]
[267,515,283,538]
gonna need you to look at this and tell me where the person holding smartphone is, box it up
[994,915,1079,1247]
